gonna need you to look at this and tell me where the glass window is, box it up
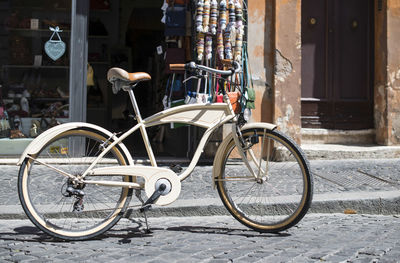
[0,0,71,155]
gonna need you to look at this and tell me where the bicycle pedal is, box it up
[169,164,182,173]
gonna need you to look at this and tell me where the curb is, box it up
[2,191,399,219]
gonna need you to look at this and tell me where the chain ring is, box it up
[144,172,181,206]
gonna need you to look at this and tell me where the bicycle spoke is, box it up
[216,128,312,233]
[18,128,132,240]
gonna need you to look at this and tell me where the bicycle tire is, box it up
[215,128,313,233]
[18,127,133,240]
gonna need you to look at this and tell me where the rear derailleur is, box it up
[62,179,86,212]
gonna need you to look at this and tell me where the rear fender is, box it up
[17,122,134,165]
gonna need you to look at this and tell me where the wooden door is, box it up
[301,0,374,129]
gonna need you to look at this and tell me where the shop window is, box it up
[0,0,71,155]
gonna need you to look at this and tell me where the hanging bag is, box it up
[226,75,241,114]
[195,76,209,103]
[165,4,187,36]
[243,46,256,109]
[215,77,224,103]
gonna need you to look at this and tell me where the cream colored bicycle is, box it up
[17,61,313,240]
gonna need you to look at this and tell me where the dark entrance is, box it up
[301,0,374,129]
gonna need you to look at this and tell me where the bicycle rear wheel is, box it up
[18,128,133,240]
[215,128,313,233]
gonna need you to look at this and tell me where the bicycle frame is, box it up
[17,85,269,193]
[80,88,238,182]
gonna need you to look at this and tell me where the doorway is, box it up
[301,0,374,130]
[111,0,189,158]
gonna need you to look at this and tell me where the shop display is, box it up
[160,0,252,120]
[0,2,70,141]
[44,26,66,61]
[0,106,11,138]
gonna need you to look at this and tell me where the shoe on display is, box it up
[8,104,20,112]
[8,90,15,98]
[22,89,31,98]
[20,97,29,113]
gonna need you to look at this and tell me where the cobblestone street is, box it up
[0,214,399,262]
[0,159,399,262]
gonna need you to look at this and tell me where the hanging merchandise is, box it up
[205,35,213,60]
[216,29,224,60]
[235,0,244,34]
[196,82,209,103]
[165,5,187,36]
[44,26,66,61]
[202,0,211,33]
[167,0,189,4]
[227,0,236,31]
[219,0,227,31]
[234,31,243,62]
[234,0,244,62]
[209,0,218,35]
[215,78,241,114]
[163,73,187,128]
[215,78,224,103]
[164,0,249,111]
[195,0,204,32]
[196,32,205,61]
[243,45,256,110]
[163,74,186,109]
[228,90,241,114]
[223,30,233,60]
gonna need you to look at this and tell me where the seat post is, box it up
[127,87,158,167]
[127,88,143,123]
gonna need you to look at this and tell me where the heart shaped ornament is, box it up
[45,40,66,61]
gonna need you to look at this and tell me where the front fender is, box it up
[17,122,134,165]
[212,122,277,186]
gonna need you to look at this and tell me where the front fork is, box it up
[231,121,266,180]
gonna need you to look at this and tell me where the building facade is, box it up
[248,0,400,146]
[1,0,399,158]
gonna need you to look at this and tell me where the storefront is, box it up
[0,0,252,157]
[0,0,73,155]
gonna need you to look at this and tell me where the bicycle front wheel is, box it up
[215,128,313,233]
[18,127,133,240]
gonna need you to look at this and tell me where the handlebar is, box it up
[169,60,241,76]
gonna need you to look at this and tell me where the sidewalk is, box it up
[0,158,399,219]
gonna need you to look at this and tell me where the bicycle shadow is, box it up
[4,219,154,243]
[165,225,291,238]
[4,220,290,243]
[0,226,55,242]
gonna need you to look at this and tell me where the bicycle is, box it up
[17,61,313,241]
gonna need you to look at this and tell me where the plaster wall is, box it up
[247,0,274,125]
[375,0,400,145]
[247,0,302,143]
[273,0,302,143]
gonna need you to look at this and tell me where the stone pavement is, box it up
[0,158,399,262]
[0,214,399,262]
[0,158,399,218]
